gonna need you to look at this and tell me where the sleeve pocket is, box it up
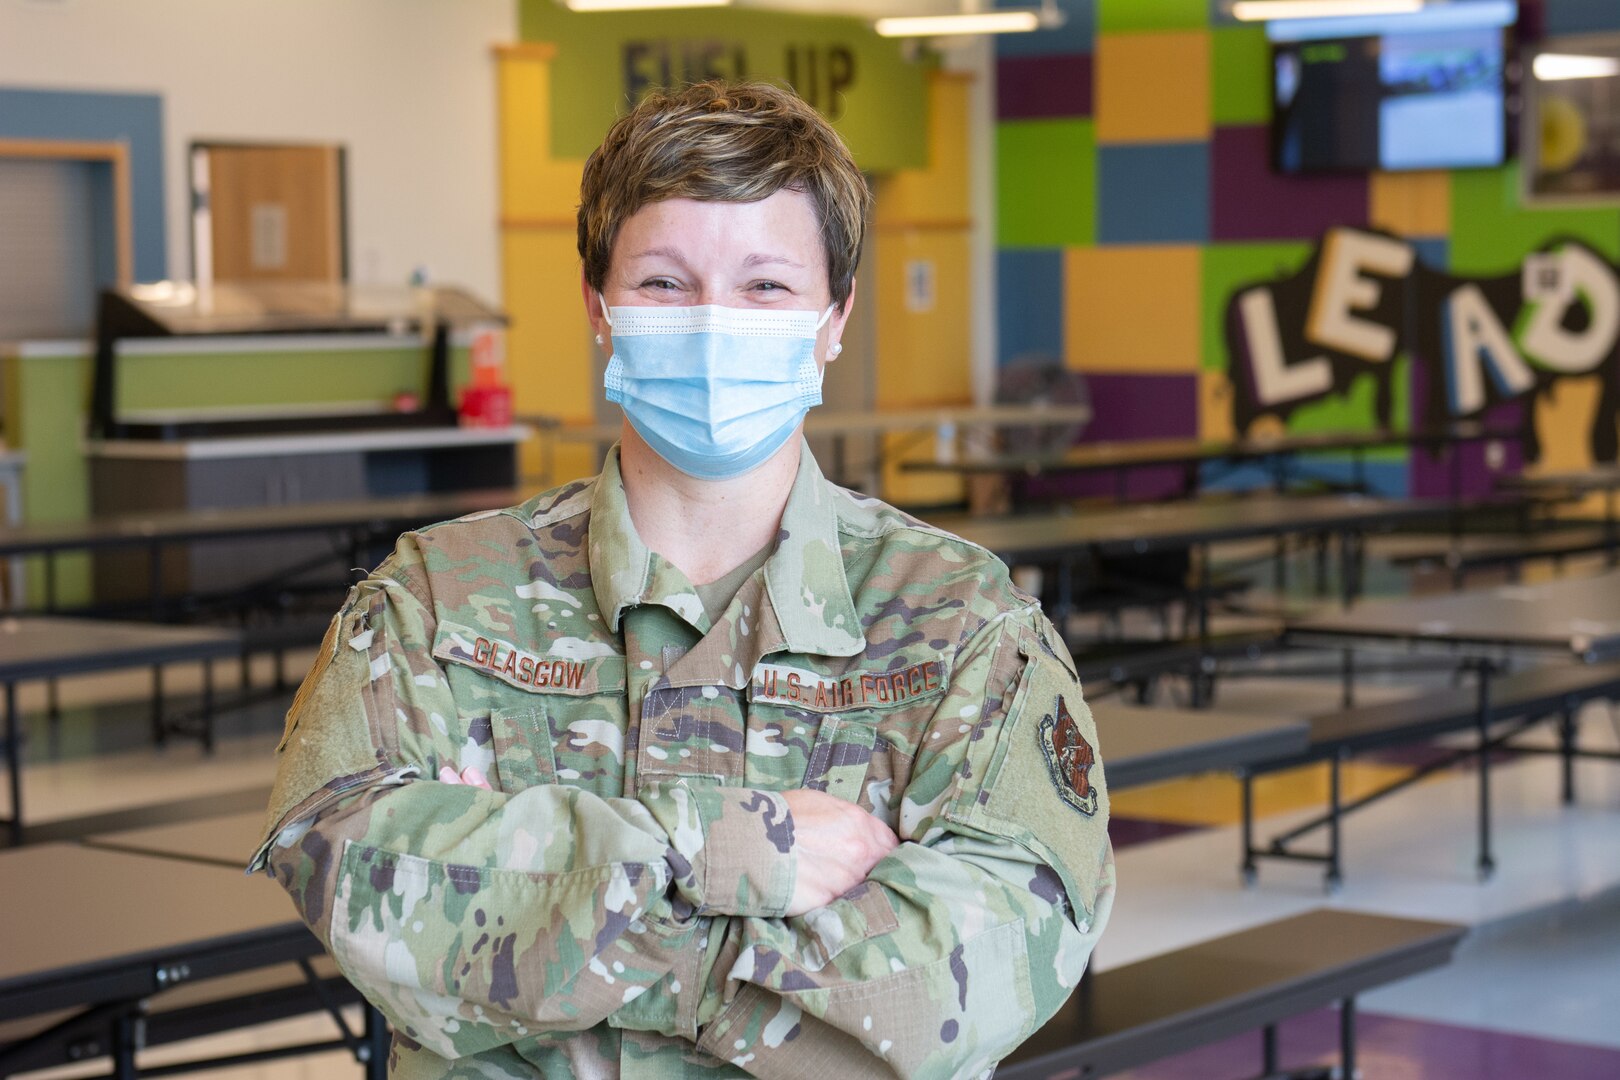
[797,880,901,969]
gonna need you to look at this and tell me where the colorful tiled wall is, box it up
[996,0,1620,497]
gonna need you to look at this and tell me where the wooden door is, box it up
[196,144,346,283]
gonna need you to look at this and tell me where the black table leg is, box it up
[151,664,166,747]
[1560,707,1578,805]
[1241,770,1257,886]
[364,1005,389,1080]
[1326,753,1343,892]
[1054,556,1075,626]
[1475,661,1496,882]
[1196,540,1211,650]
[4,681,19,845]
[202,659,216,754]
[1339,995,1357,1080]
[148,540,163,621]
[1337,529,1359,610]
[112,1008,141,1080]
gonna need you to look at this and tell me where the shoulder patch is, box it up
[1038,695,1099,817]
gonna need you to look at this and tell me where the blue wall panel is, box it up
[995,0,1096,57]
[997,248,1065,366]
[0,88,167,280]
[1097,142,1211,245]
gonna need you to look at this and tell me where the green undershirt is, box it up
[693,542,774,626]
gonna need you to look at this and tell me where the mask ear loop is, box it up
[598,294,614,329]
[815,302,841,364]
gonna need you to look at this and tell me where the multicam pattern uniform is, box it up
[251,443,1114,1080]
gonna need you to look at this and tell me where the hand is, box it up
[438,764,492,788]
[779,789,899,917]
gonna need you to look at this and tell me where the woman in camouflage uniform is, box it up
[253,80,1113,1080]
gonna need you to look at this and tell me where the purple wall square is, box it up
[1026,372,1199,501]
[1212,126,1369,242]
[998,53,1093,120]
[1408,359,1526,498]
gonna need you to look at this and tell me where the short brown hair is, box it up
[577,80,871,310]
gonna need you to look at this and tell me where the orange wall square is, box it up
[1064,246,1201,373]
[1369,171,1450,238]
[1095,31,1211,144]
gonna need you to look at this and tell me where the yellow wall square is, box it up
[496,47,584,224]
[1369,170,1450,238]
[503,229,596,423]
[874,231,973,407]
[1095,31,1211,144]
[1064,246,1202,372]
[873,72,973,228]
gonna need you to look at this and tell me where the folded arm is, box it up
[686,613,1117,1079]
[254,541,798,1058]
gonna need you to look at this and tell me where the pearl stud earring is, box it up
[595,333,604,346]
[829,342,843,357]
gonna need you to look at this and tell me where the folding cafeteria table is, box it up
[0,842,384,1079]
[1283,568,1620,879]
[0,617,242,844]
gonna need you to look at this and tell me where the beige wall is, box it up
[0,0,514,299]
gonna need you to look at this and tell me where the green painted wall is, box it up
[521,0,929,172]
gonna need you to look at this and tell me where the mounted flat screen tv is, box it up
[1269,0,1518,174]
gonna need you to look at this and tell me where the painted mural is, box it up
[993,0,1620,500]
[1225,228,1620,466]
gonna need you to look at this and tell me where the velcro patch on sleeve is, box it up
[950,629,1111,924]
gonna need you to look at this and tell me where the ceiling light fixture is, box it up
[564,0,730,12]
[1533,53,1620,81]
[1231,0,1423,20]
[874,11,1043,37]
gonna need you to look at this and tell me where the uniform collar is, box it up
[588,442,865,662]
[765,444,865,658]
[588,446,706,636]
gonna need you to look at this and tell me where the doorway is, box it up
[190,142,348,285]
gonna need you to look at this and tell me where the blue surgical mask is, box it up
[601,299,835,481]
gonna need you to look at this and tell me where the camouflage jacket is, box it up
[251,443,1114,1080]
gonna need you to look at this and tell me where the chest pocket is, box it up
[637,682,748,785]
[432,623,628,799]
[488,706,555,790]
[803,716,881,802]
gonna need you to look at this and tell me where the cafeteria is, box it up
[1,0,1617,1077]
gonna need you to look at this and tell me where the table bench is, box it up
[1096,705,1308,791]
[1074,627,1283,705]
[998,909,1465,1080]
[1239,660,1620,889]
[0,617,242,844]
[0,842,384,1080]
[0,488,520,616]
[1387,526,1613,587]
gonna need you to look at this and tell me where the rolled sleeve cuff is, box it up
[640,782,797,918]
